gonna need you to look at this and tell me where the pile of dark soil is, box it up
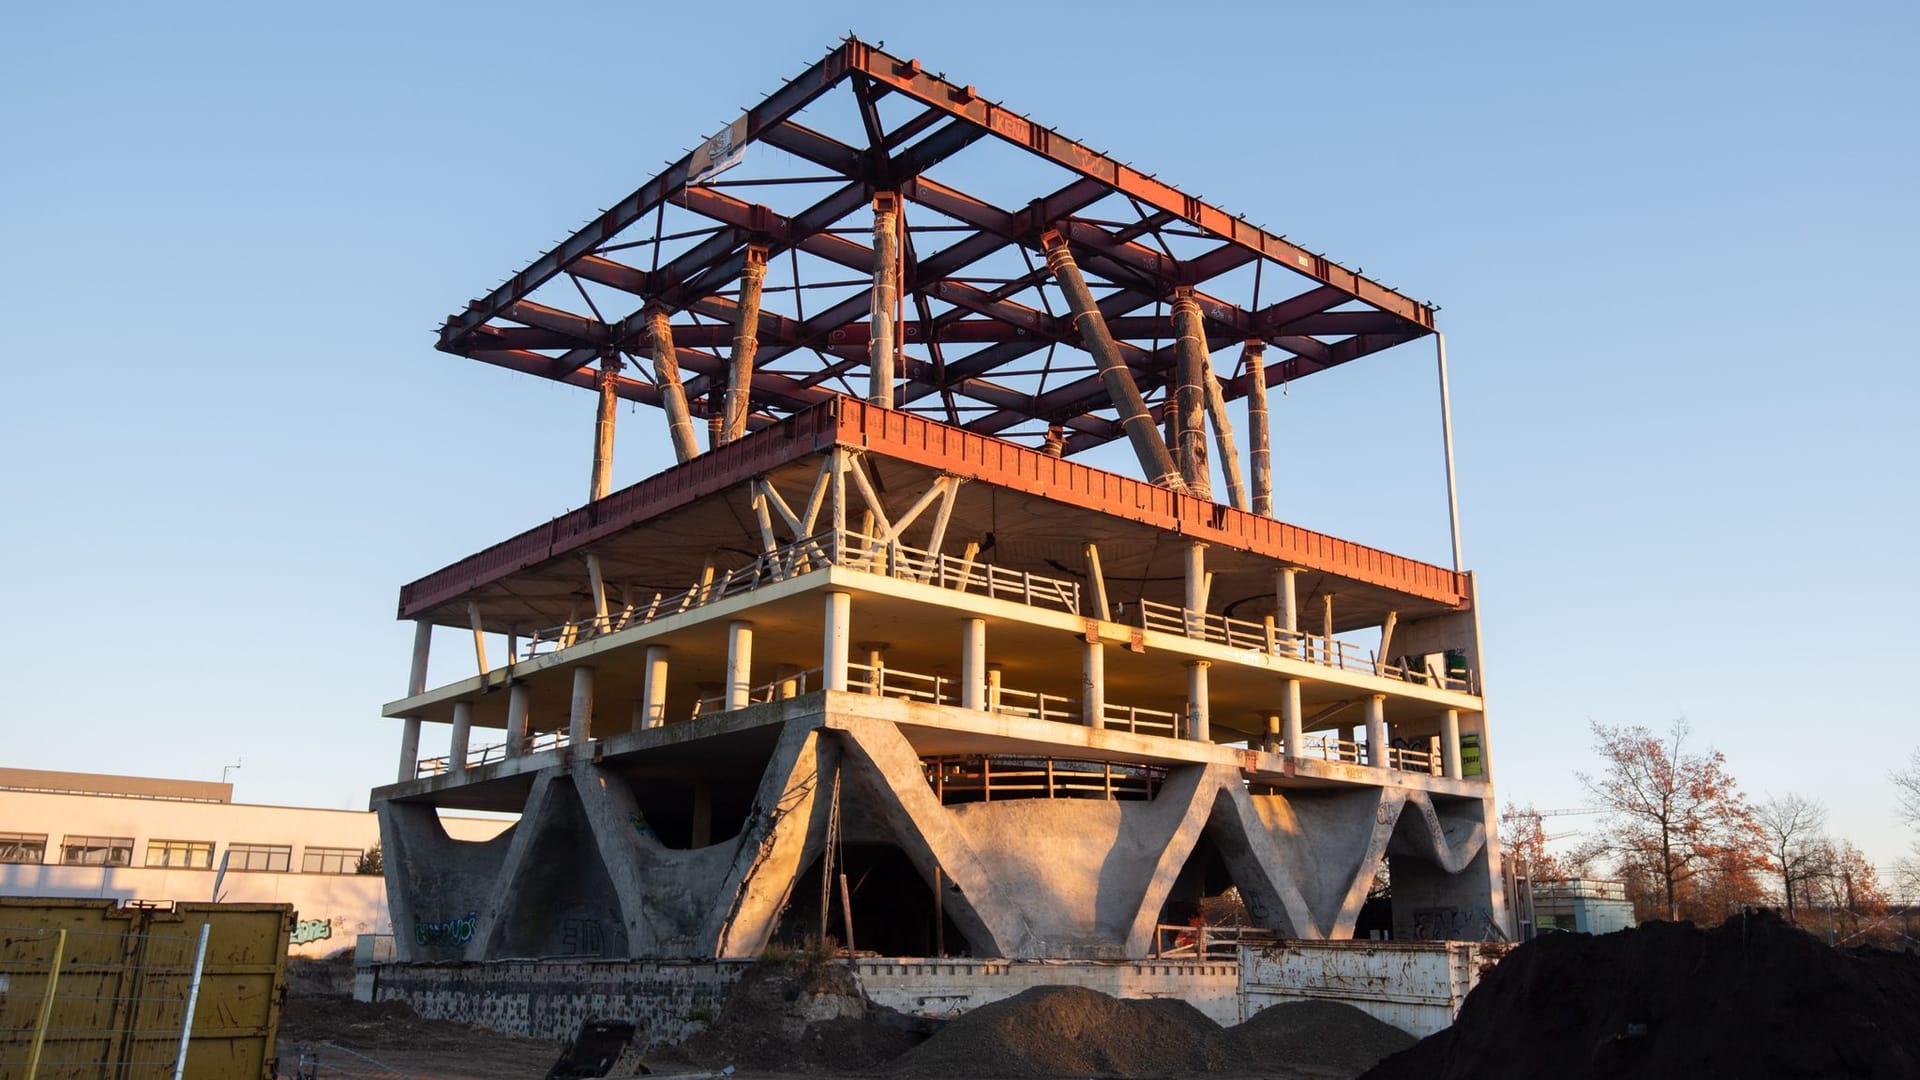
[647,958,925,1074]
[1219,1000,1415,1075]
[885,986,1218,1078]
[278,994,564,1079]
[1361,910,1920,1080]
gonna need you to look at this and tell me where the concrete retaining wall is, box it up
[857,957,1241,1026]
[365,959,747,1045]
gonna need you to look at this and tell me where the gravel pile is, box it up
[885,985,1218,1078]
[1361,910,1920,1080]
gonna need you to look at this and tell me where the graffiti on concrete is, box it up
[291,918,333,946]
[561,918,606,956]
[415,911,478,948]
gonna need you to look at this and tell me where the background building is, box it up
[0,767,508,956]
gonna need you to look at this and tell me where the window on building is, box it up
[225,843,292,872]
[301,847,361,874]
[144,839,214,869]
[61,836,134,867]
[0,832,48,864]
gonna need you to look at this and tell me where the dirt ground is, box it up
[273,956,1408,1080]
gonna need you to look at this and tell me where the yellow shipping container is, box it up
[0,897,289,1080]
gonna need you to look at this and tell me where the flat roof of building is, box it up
[0,767,233,804]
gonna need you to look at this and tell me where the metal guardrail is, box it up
[1135,599,1475,692]
[924,755,1164,803]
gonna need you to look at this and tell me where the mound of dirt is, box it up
[885,985,1220,1078]
[1216,1000,1415,1075]
[649,958,925,1073]
[1361,910,1920,1080]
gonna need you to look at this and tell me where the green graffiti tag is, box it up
[291,918,333,945]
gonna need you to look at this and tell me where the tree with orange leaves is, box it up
[1500,803,1569,883]
[1574,719,1769,923]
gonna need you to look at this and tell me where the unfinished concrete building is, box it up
[373,37,1509,968]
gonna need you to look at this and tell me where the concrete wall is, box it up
[855,957,1240,1027]
[366,958,747,1045]
[0,788,509,956]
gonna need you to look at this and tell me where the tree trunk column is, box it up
[590,352,621,501]
[869,193,900,408]
[396,718,421,783]
[723,245,769,443]
[1082,638,1105,728]
[1245,340,1272,516]
[640,646,670,731]
[1441,708,1462,779]
[647,307,701,463]
[1171,288,1212,500]
[505,684,531,758]
[1281,678,1303,759]
[726,621,755,710]
[1186,661,1211,742]
[449,702,473,779]
[1041,230,1184,491]
[569,667,595,745]
[823,591,851,691]
[960,618,987,710]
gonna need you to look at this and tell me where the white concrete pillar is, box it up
[960,618,987,710]
[449,702,472,779]
[505,683,531,757]
[1277,568,1299,656]
[726,620,754,710]
[642,645,670,731]
[1281,677,1303,758]
[1082,639,1105,727]
[1186,661,1211,742]
[986,664,1003,713]
[396,717,421,782]
[1184,542,1208,632]
[569,667,595,745]
[1366,694,1388,767]
[823,592,851,691]
[1442,708,1463,779]
[408,619,432,696]
[776,664,802,699]
[1264,714,1281,753]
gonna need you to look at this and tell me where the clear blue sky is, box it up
[4,2,1915,873]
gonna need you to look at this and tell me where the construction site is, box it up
[358,30,1503,1068]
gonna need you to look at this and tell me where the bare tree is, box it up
[1756,793,1828,922]
[1892,748,1920,902]
[1575,718,1768,922]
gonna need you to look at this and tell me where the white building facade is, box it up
[0,768,509,956]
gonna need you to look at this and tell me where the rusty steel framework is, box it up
[436,36,1438,487]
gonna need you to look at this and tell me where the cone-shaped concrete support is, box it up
[646,307,701,463]
[723,245,769,443]
[1040,231,1184,491]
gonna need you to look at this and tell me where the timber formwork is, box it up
[375,37,1506,964]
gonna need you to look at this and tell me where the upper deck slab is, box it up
[399,397,1467,627]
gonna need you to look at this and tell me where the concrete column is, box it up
[449,702,472,779]
[986,664,1003,713]
[505,684,531,757]
[724,246,769,442]
[959,618,987,710]
[692,784,713,848]
[1186,661,1211,742]
[726,621,754,710]
[1442,708,1463,779]
[1281,677,1303,758]
[569,667,595,745]
[1245,340,1272,516]
[776,664,802,699]
[1082,639,1105,728]
[641,646,670,730]
[1366,694,1388,767]
[396,717,421,782]
[1277,568,1299,645]
[860,642,888,696]
[1040,231,1184,491]
[823,591,851,691]
[1171,288,1212,500]
[590,352,621,502]
[467,601,489,676]
[647,306,701,463]
[1264,714,1281,753]
[869,193,900,408]
[1185,542,1207,634]
[408,619,432,696]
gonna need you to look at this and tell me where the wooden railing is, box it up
[1134,599,1474,692]
[923,755,1164,803]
